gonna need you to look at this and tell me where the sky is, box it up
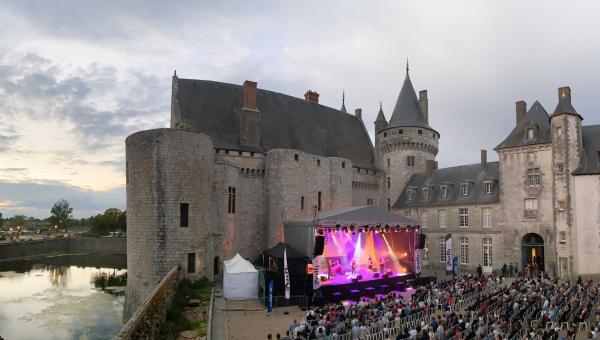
[1,1,600,218]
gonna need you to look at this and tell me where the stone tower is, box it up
[376,67,440,209]
[549,86,583,280]
[123,128,215,321]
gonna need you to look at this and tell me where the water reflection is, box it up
[0,252,127,340]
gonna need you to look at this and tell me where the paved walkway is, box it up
[210,285,227,340]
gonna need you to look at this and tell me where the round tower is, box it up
[376,67,440,209]
[123,128,214,321]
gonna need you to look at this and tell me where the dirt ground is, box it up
[226,300,305,340]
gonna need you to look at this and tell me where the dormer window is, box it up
[422,188,429,200]
[407,188,414,201]
[440,185,448,198]
[461,183,469,196]
[527,127,534,140]
[484,181,493,194]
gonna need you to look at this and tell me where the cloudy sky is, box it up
[1,1,600,218]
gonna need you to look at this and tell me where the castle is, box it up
[123,67,600,319]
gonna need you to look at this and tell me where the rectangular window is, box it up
[482,208,492,228]
[556,126,562,136]
[180,203,189,227]
[317,191,322,211]
[559,231,567,243]
[294,154,299,161]
[187,253,196,273]
[459,237,469,265]
[317,159,320,166]
[527,168,541,186]
[459,208,469,227]
[125,161,129,184]
[484,181,492,194]
[387,158,390,167]
[558,200,565,211]
[407,156,415,167]
[461,183,469,196]
[407,188,414,201]
[527,127,535,140]
[439,209,447,228]
[439,237,446,263]
[366,198,373,205]
[418,129,423,135]
[387,198,391,211]
[387,177,391,189]
[441,185,448,198]
[482,238,492,267]
[422,188,429,200]
[301,196,305,210]
[342,162,345,168]
[227,187,236,214]
[556,163,564,175]
[399,129,403,134]
[525,198,538,218]
[420,211,428,228]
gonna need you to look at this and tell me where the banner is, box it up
[312,256,321,289]
[267,280,273,313]
[415,248,422,274]
[452,256,459,277]
[445,234,452,275]
[284,248,290,299]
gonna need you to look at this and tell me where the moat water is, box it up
[0,252,127,340]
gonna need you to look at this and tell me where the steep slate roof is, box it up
[375,103,387,123]
[387,71,432,130]
[393,162,500,209]
[175,78,376,169]
[573,124,600,175]
[552,91,581,117]
[496,101,552,150]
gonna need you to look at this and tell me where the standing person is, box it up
[368,256,373,275]
[514,262,519,276]
[508,263,513,277]
[380,256,385,274]
[477,264,483,278]
[351,260,357,277]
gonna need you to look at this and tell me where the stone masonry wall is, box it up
[124,128,213,321]
[265,149,353,247]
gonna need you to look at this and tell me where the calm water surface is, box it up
[0,253,127,340]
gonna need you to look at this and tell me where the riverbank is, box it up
[0,237,126,261]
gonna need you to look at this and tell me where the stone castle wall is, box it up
[124,128,214,321]
[265,149,353,247]
[351,169,383,207]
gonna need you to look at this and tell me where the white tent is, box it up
[223,253,258,300]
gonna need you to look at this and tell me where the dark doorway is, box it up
[213,256,220,277]
[187,253,196,273]
[521,233,544,271]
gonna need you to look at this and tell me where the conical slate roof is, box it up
[387,71,432,130]
[375,103,387,123]
[496,101,552,149]
[552,90,581,118]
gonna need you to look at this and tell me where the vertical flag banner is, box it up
[415,248,422,274]
[312,256,321,289]
[284,248,290,299]
[445,234,453,275]
[268,280,273,312]
[452,256,459,277]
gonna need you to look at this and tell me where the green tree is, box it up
[50,199,73,230]
[13,215,27,227]
[89,208,126,235]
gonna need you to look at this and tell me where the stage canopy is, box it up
[284,205,419,258]
[223,253,259,300]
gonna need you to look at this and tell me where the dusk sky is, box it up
[1,1,600,218]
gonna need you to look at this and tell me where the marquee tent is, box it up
[223,253,258,300]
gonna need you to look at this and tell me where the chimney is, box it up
[515,100,526,124]
[558,86,571,103]
[425,159,436,177]
[419,90,428,123]
[304,90,319,104]
[243,80,258,110]
[481,149,487,169]
[240,80,261,147]
[355,108,362,120]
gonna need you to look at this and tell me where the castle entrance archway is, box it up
[521,233,544,272]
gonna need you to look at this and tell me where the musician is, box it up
[379,256,385,274]
[351,260,357,276]
[368,256,373,274]
[327,259,332,279]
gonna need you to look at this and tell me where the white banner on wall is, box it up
[445,234,452,275]
[312,256,321,289]
[415,249,422,274]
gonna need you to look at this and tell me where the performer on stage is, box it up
[327,259,332,279]
[368,256,373,274]
[379,256,385,274]
[351,259,357,276]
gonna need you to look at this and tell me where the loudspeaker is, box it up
[356,274,363,280]
[373,272,380,278]
[417,234,426,249]
[314,236,325,256]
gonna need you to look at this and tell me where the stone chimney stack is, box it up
[240,80,261,148]
[516,100,527,124]
[558,86,571,103]
[481,149,487,169]
[355,108,362,120]
[419,90,428,123]
[243,80,258,110]
[304,90,319,104]
[425,159,437,177]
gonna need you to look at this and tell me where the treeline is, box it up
[0,199,126,236]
